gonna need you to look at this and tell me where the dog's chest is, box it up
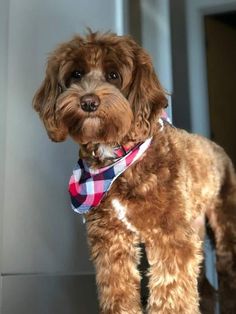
[107,168,162,235]
[111,198,139,234]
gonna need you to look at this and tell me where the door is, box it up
[205,13,236,167]
[205,12,236,313]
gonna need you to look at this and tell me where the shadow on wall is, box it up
[128,0,142,44]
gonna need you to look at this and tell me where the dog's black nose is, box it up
[80,94,100,112]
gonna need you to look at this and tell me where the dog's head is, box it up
[33,32,167,145]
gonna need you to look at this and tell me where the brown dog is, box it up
[33,31,236,313]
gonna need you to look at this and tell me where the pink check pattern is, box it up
[69,137,152,214]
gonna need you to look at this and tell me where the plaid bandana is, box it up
[69,137,152,214]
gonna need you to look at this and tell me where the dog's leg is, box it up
[145,229,202,314]
[86,216,143,314]
[206,158,236,313]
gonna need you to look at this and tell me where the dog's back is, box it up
[167,125,236,312]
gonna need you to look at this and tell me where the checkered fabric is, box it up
[69,137,152,214]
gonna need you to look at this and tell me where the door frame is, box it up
[186,0,236,137]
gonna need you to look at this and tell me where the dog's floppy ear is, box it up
[128,47,168,137]
[33,59,68,142]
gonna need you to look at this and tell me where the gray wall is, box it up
[0,0,173,313]
[0,0,10,311]
[170,0,191,131]
[140,0,173,119]
[140,0,173,94]
[128,0,173,117]
[0,0,124,313]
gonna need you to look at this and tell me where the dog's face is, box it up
[33,32,167,145]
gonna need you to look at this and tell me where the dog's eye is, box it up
[71,70,84,80]
[106,71,120,81]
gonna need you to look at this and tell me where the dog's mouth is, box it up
[56,85,134,145]
[72,116,102,144]
[69,113,128,145]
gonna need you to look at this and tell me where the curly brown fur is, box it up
[33,31,236,313]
